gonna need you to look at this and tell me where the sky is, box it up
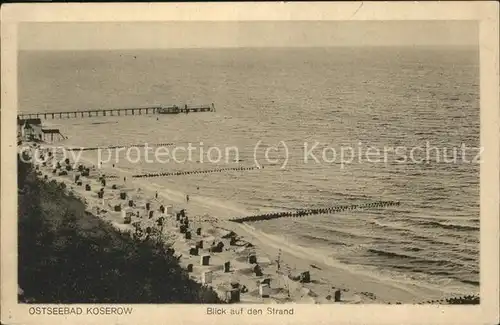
[19,21,478,50]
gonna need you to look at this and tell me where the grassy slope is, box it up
[17,156,222,303]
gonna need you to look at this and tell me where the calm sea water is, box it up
[19,47,480,294]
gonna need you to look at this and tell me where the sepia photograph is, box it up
[2,2,499,325]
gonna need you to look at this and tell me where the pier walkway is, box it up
[18,104,215,120]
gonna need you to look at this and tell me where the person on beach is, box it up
[155,191,158,199]
[124,176,126,182]
[186,195,190,203]
[276,249,282,272]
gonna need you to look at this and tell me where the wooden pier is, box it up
[17,104,215,120]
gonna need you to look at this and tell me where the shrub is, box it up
[18,155,223,304]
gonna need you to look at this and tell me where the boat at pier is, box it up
[157,104,214,114]
[157,106,181,114]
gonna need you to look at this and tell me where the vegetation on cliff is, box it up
[18,156,222,303]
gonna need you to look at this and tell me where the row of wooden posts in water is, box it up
[131,166,261,178]
[384,294,480,305]
[415,294,480,305]
[229,201,401,223]
[66,143,175,151]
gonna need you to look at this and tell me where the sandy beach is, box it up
[28,143,454,304]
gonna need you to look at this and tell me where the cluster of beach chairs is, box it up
[174,210,256,303]
[230,201,401,223]
[132,166,260,178]
[97,192,256,303]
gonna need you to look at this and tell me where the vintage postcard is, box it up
[1,2,499,325]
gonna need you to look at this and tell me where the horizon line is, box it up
[18,44,478,52]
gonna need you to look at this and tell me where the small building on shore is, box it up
[17,117,66,142]
[17,118,42,141]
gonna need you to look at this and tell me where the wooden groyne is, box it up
[18,104,215,120]
[229,201,401,223]
[415,294,479,305]
[131,166,260,178]
[66,142,175,151]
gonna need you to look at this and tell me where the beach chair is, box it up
[253,264,263,276]
[189,246,198,256]
[223,261,231,273]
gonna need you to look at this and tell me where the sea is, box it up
[18,47,480,296]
